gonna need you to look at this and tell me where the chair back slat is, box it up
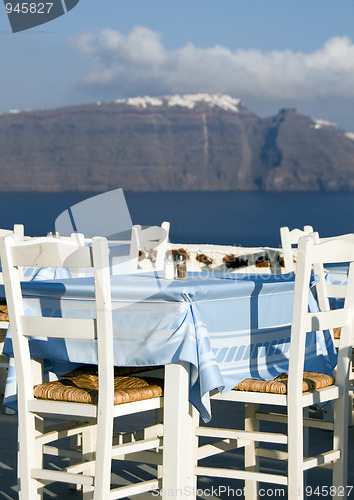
[325,284,347,299]
[305,309,351,333]
[311,237,354,264]
[10,238,92,269]
[288,227,313,242]
[20,316,96,340]
[313,233,354,245]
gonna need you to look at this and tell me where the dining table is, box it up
[2,269,337,496]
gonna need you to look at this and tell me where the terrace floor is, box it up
[1,396,354,499]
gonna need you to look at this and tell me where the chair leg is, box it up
[333,395,348,499]
[93,409,114,499]
[144,408,164,480]
[244,403,259,500]
[18,411,43,499]
[287,404,304,499]
[69,434,82,491]
[323,400,335,422]
[303,406,309,451]
[82,426,96,498]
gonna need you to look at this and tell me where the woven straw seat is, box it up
[233,371,334,394]
[34,373,164,405]
[0,304,8,323]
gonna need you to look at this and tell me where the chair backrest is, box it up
[130,222,170,271]
[280,225,314,272]
[0,233,114,409]
[288,235,354,400]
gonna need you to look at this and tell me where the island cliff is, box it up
[1,93,353,192]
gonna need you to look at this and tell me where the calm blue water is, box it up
[0,191,353,248]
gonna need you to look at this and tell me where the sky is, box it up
[1,0,354,131]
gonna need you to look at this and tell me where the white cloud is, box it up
[68,28,354,100]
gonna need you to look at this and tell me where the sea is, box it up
[0,191,353,249]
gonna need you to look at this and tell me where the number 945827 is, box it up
[305,486,353,497]
[5,3,53,14]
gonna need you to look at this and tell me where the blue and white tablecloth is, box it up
[3,271,337,421]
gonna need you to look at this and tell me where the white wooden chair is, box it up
[130,222,170,271]
[0,233,164,499]
[280,225,313,272]
[193,235,353,499]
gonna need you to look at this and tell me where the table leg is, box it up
[163,362,197,499]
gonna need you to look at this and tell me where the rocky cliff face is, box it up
[1,94,354,192]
